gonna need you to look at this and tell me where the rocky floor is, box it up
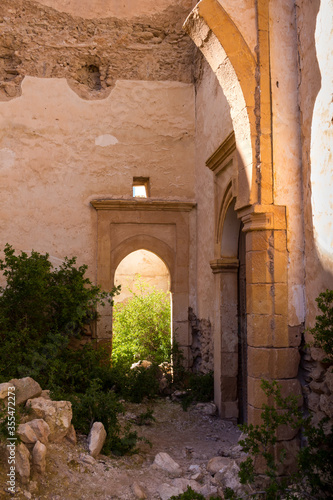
[1,398,246,500]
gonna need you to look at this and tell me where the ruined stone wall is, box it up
[295,0,333,424]
[0,0,196,281]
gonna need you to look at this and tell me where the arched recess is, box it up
[110,235,175,292]
[90,198,196,366]
[184,0,274,207]
[211,181,244,420]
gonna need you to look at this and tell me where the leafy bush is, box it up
[225,380,333,499]
[112,277,171,368]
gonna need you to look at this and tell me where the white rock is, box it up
[26,398,72,442]
[79,453,96,465]
[131,360,152,370]
[16,443,31,483]
[132,481,147,499]
[172,478,201,493]
[215,460,242,493]
[207,456,232,475]
[9,377,42,405]
[157,483,183,500]
[18,419,50,445]
[153,452,182,477]
[188,464,201,474]
[32,440,47,474]
[88,422,107,458]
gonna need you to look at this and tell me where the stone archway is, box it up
[188,0,300,429]
[90,198,196,366]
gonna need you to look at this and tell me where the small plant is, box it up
[309,289,333,362]
[112,276,171,369]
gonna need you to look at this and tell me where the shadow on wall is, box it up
[299,0,333,320]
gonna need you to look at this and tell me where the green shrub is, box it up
[309,289,333,362]
[180,371,214,410]
[112,277,171,368]
[225,380,333,499]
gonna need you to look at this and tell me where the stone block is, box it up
[247,314,289,347]
[16,443,30,484]
[246,251,273,284]
[246,230,272,252]
[221,376,237,401]
[247,347,300,379]
[273,250,288,283]
[220,352,238,377]
[17,419,50,445]
[274,284,288,315]
[220,401,238,420]
[247,377,302,409]
[247,284,274,315]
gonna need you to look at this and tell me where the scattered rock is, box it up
[32,441,47,474]
[215,460,242,494]
[153,452,182,477]
[206,456,232,475]
[131,481,147,499]
[18,419,50,445]
[194,402,217,416]
[66,424,77,445]
[157,482,183,500]
[9,377,42,405]
[40,390,51,400]
[199,484,219,497]
[79,453,96,465]
[172,478,201,493]
[171,390,187,401]
[88,422,107,458]
[26,398,72,442]
[16,443,31,484]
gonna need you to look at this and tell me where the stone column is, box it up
[240,204,301,455]
[210,257,239,420]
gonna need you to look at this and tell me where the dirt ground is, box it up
[0,398,244,500]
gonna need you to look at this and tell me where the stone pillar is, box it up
[210,258,239,420]
[240,204,301,429]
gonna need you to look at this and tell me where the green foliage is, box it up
[169,486,222,500]
[180,371,214,410]
[309,289,333,362]
[0,243,116,338]
[112,277,171,368]
[110,362,161,403]
[228,380,333,499]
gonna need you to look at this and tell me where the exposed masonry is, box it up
[0,0,195,101]
[189,307,213,374]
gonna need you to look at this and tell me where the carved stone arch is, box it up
[111,235,175,292]
[184,0,274,207]
[218,183,241,259]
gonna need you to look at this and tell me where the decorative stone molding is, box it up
[210,258,239,274]
[90,199,196,212]
[206,132,236,173]
[239,204,287,232]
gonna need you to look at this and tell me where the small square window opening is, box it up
[133,177,149,198]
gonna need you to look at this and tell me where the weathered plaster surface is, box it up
[0,0,194,100]
[0,76,195,279]
[194,56,233,320]
[296,0,333,323]
[270,0,305,326]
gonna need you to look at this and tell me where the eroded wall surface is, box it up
[0,76,195,277]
